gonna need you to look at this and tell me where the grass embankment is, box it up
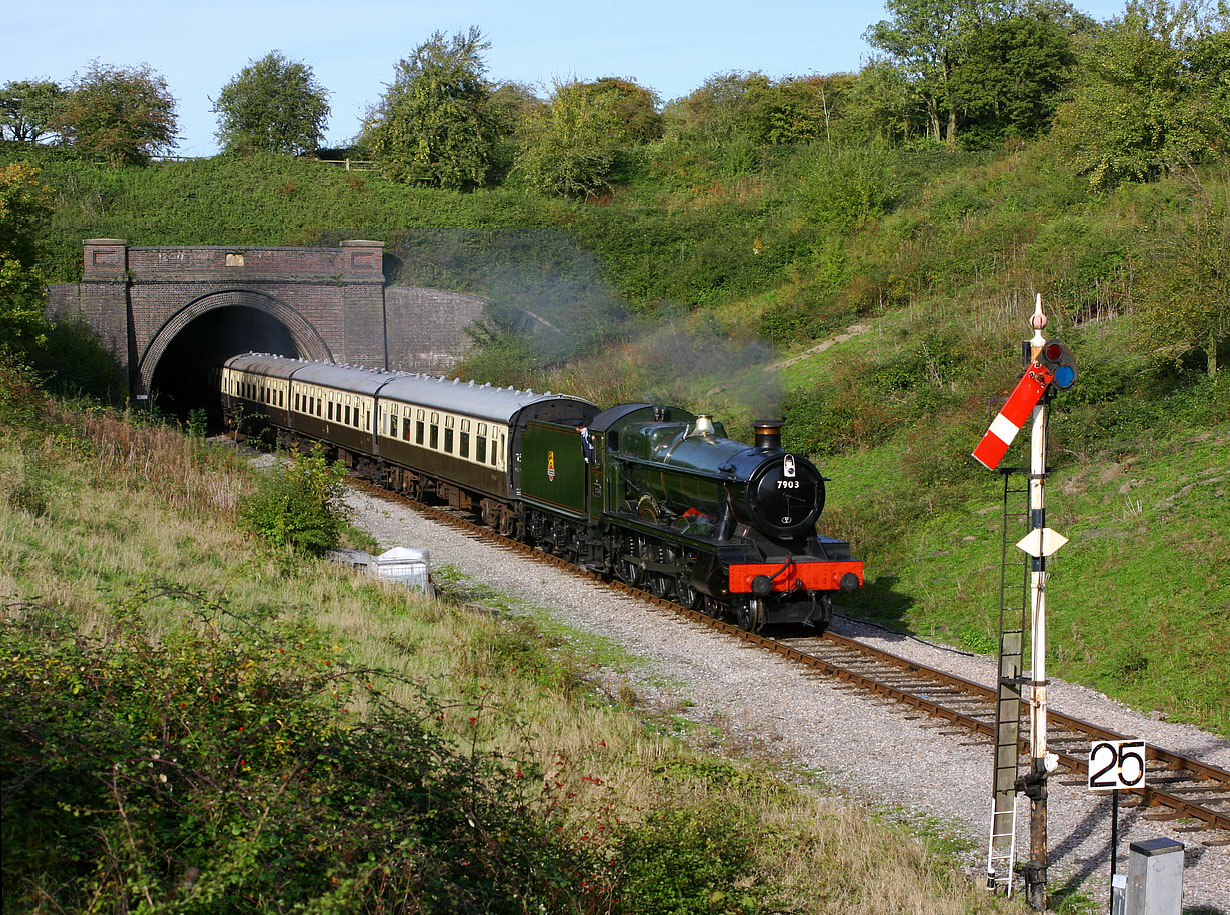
[0,374,1018,911]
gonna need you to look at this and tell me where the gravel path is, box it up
[347,487,1230,913]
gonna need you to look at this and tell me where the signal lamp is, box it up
[1038,339,1077,390]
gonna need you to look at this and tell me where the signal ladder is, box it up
[986,468,1032,894]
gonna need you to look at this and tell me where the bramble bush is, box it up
[0,589,600,913]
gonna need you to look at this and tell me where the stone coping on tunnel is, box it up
[83,240,387,284]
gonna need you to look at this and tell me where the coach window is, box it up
[344,404,351,425]
[328,401,334,421]
[476,423,487,464]
[444,415,454,453]
[459,419,470,458]
[430,412,440,450]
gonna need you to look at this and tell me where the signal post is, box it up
[973,295,1076,910]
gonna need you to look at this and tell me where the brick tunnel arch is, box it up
[137,289,334,397]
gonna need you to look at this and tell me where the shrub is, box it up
[0,350,44,429]
[238,443,350,554]
[6,452,54,517]
[614,806,761,914]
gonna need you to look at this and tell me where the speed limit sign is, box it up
[1088,739,1147,790]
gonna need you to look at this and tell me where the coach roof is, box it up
[224,353,593,423]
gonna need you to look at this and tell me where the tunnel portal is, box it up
[45,240,490,415]
[149,306,301,426]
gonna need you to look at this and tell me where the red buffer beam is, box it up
[972,363,1055,470]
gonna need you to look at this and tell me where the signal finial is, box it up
[1029,293,1048,352]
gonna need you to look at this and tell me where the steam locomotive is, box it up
[221,353,863,631]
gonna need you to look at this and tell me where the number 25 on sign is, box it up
[1088,739,1147,790]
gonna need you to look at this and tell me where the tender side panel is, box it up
[519,421,589,518]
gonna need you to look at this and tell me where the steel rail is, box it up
[816,630,1230,786]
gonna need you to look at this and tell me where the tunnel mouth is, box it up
[148,305,300,429]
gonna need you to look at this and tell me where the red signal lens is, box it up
[1044,342,1064,362]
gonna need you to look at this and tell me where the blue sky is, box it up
[10,0,1131,157]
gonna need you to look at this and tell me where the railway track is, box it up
[360,482,1230,842]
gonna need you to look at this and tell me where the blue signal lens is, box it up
[1054,365,1076,389]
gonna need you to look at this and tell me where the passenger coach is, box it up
[221,354,598,533]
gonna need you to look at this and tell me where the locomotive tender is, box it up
[221,353,863,631]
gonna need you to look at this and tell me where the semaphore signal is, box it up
[976,294,1077,910]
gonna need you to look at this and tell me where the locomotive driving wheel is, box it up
[648,575,674,599]
[615,536,645,587]
[675,574,700,610]
[616,557,641,587]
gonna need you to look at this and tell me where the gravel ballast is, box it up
[347,487,1230,912]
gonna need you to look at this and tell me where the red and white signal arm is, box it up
[972,363,1055,470]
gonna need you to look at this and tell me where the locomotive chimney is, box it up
[754,420,783,450]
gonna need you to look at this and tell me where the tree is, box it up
[864,0,990,144]
[1133,183,1230,376]
[761,75,853,145]
[948,12,1077,145]
[583,78,663,144]
[0,164,55,354]
[55,62,177,166]
[844,58,928,144]
[487,80,545,179]
[0,80,64,143]
[664,71,776,145]
[1050,0,1229,190]
[364,27,500,188]
[515,80,622,198]
[514,76,662,197]
[213,51,330,155]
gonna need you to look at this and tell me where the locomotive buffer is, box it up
[973,295,1076,909]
